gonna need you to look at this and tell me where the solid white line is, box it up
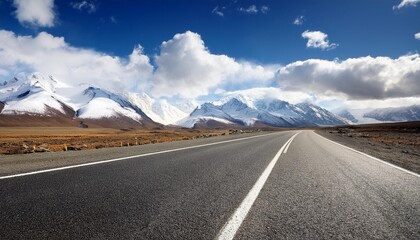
[283,131,301,153]
[314,131,420,178]
[216,132,300,240]
[0,132,281,180]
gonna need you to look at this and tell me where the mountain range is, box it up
[177,97,349,128]
[0,73,418,129]
[363,105,420,122]
[0,73,159,128]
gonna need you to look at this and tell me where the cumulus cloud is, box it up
[151,31,275,98]
[393,0,420,9]
[0,30,274,99]
[293,15,304,25]
[301,30,338,50]
[277,54,420,100]
[70,1,96,13]
[13,0,55,27]
[0,30,153,92]
[415,32,420,40]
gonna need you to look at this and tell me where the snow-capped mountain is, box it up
[177,102,243,128]
[336,109,358,123]
[220,98,292,127]
[0,73,73,116]
[363,105,420,122]
[0,73,159,128]
[77,87,142,121]
[125,92,188,125]
[294,103,350,126]
[1,72,354,129]
[178,96,347,128]
[253,99,312,126]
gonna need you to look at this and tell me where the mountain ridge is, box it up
[5,73,417,129]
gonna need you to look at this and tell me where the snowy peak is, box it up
[1,72,353,129]
[221,98,249,112]
[295,103,349,126]
[179,97,294,128]
[0,73,162,129]
[177,102,241,128]
[215,94,257,109]
[255,99,302,119]
[336,109,358,123]
[125,92,188,125]
[179,96,348,128]
[221,98,291,127]
[192,103,234,119]
[0,73,71,116]
[77,87,145,122]
[363,105,420,122]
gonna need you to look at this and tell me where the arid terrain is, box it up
[0,127,234,155]
[317,121,420,174]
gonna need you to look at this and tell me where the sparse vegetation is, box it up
[0,127,230,155]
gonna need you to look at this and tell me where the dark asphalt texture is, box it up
[236,131,420,239]
[0,131,294,239]
[1,130,419,239]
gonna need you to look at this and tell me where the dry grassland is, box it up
[0,127,228,155]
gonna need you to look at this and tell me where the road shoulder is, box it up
[316,129,420,174]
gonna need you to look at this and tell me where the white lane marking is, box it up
[216,132,300,240]
[314,131,420,178]
[283,131,301,153]
[0,132,283,180]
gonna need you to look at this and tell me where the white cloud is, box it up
[0,30,274,99]
[212,6,224,17]
[151,31,275,98]
[415,32,420,40]
[1,29,418,111]
[344,97,420,110]
[301,30,338,50]
[13,0,55,27]
[0,30,153,92]
[277,54,420,100]
[238,5,258,14]
[70,1,96,13]
[260,5,270,14]
[293,15,304,25]
[393,0,420,9]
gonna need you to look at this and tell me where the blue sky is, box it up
[1,0,419,63]
[0,0,419,110]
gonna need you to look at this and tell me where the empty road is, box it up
[0,130,419,239]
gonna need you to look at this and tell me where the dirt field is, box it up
[0,127,233,155]
[317,121,420,174]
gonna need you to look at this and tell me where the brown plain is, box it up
[0,127,227,155]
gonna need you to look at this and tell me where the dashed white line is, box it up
[0,132,281,180]
[216,131,300,240]
[314,131,420,178]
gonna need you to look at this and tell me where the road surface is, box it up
[0,130,419,239]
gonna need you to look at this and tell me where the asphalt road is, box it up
[0,130,419,239]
